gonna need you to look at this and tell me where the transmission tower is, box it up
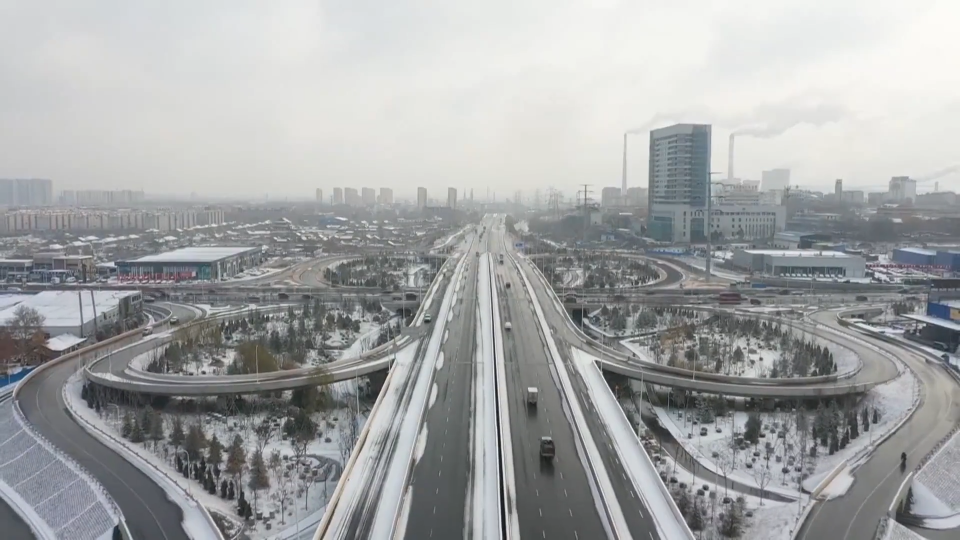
[578,184,593,242]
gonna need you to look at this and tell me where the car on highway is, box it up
[169,316,180,325]
[505,282,511,289]
[424,313,432,323]
[142,327,153,336]
[749,298,761,305]
[855,295,868,302]
[504,322,512,331]
[540,436,555,460]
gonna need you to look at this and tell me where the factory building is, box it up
[730,249,866,278]
[0,290,142,338]
[892,247,938,266]
[116,246,264,282]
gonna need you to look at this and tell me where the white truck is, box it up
[527,387,538,406]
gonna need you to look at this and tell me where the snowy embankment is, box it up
[572,349,695,540]
[489,256,519,539]
[513,254,672,539]
[63,374,222,540]
[323,254,467,539]
[912,425,960,528]
[467,254,505,539]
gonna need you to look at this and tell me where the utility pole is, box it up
[705,172,722,283]
[578,184,592,243]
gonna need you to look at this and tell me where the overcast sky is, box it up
[2,0,958,201]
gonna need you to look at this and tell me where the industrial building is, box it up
[892,247,938,266]
[730,249,866,278]
[0,290,143,338]
[116,246,263,282]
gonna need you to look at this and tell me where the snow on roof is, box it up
[0,290,141,329]
[129,246,259,263]
[45,333,88,352]
[741,249,855,259]
[0,294,30,311]
[903,314,960,332]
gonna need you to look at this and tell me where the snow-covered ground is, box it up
[621,322,860,379]
[649,356,917,503]
[66,373,362,539]
[884,518,930,540]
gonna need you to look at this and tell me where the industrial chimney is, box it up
[621,132,628,196]
[727,134,735,182]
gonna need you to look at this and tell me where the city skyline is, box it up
[1,2,959,198]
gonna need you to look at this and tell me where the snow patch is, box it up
[819,466,854,500]
[429,384,438,409]
[435,352,444,371]
[910,479,954,518]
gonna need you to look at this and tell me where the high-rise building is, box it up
[760,169,790,192]
[601,187,622,207]
[0,178,53,206]
[447,188,457,209]
[362,187,376,206]
[889,176,917,203]
[625,187,648,207]
[344,188,361,207]
[647,124,712,242]
[316,188,323,203]
[417,187,427,209]
[379,187,394,205]
[835,179,843,198]
[333,187,344,205]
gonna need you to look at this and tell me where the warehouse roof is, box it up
[896,247,937,256]
[740,249,857,259]
[127,246,259,264]
[0,290,140,330]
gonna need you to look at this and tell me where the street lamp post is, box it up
[705,171,723,283]
[176,447,192,496]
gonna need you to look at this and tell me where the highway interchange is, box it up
[4,216,960,539]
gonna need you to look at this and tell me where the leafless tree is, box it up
[254,422,274,455]
[7,305,45,363]
[338,407,360,466]
[753,462,773,506]
[268,450,291,524]
[716,450,734,498]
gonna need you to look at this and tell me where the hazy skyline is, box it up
[2,0,959,199]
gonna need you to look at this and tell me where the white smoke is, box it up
[733,102,847,139]
[915,165,959,182]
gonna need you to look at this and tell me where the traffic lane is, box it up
[514,249,662,538]
[404,238,480,539]
[18,364,190,540]
[797,345,960,540]
[497,265,608,540]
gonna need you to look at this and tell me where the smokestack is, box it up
[727,134,735,181]
[621,133,628,195]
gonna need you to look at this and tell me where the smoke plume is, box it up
[733,102,847,138]
[915,165,959,182]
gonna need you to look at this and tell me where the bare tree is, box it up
[254,422,274,455]
[753,462,773,506]
[716,450,734,498]
[268,450,291,524]
[7,305,45,364]
[338,407,360,466]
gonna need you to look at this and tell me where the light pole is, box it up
[704,171,723,283]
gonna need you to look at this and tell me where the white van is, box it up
[504,322,512,331]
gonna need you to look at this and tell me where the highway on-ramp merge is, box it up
[796,311,960,540]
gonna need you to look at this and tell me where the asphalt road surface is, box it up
[14,302,206,540]
[18,352,191,540]
[403,228,483,539]
[796,321,960,540]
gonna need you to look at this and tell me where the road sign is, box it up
[515,242,524,249]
